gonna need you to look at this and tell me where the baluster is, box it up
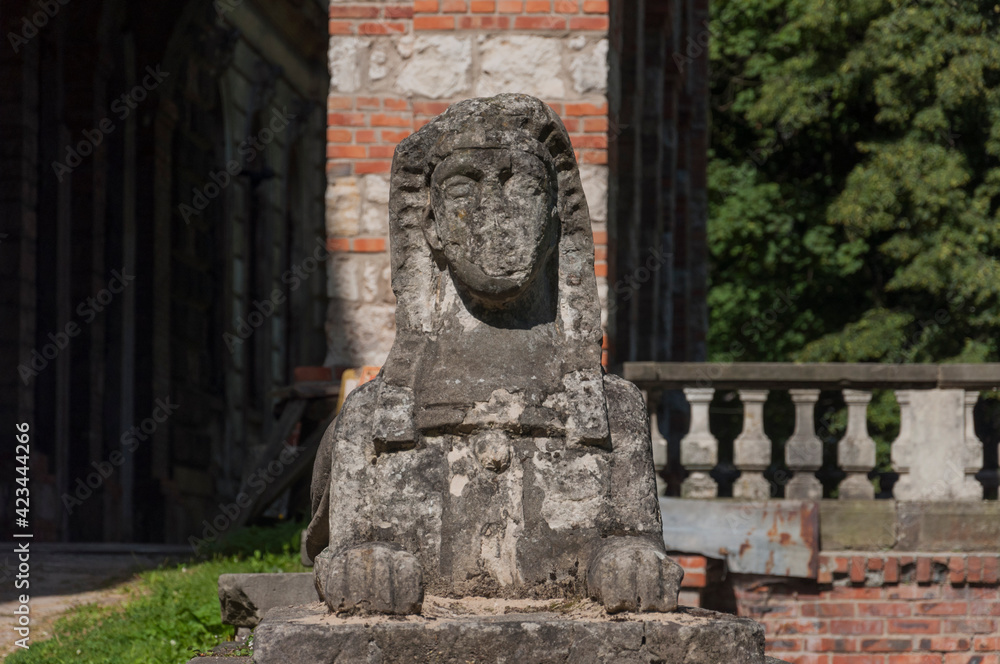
[680,387,718,498]
[890,390,915,500]
[644,390,668,496]
[838,389,875,499]
[786,389,822,499]
[960,390,984,500]
[733,390,772,499]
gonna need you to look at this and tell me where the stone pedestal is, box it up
[254,599,784,664]
[218,572,320,627]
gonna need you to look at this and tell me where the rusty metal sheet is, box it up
[659,498,819,579]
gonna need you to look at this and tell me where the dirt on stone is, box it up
[299,595,715,627]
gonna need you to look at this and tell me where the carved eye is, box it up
[444,177,476,199]
[506,172,544,196]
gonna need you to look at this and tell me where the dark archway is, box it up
[0,0,329,543]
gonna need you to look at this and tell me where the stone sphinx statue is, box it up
[304,94,682,616]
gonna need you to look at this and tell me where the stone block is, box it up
[218,573,319,628]
[360,174,391,236]
[254,600,779,664]
[569,38,609,94]
[579,164,608,223]
[328,253,391,304]
[324,299,395,368]
[329,37,369,93]
[362,173,390,205]
[896,501,1000,552]
[477,36,566,98]
[818,500,896,551]
[397,36,471,98]
[325,176,361,237]
[361,201,389,237]
[368,42,404,89]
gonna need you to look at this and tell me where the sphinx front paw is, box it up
[314,543,424,615]
[587,538,682,614]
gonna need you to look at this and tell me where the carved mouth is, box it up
[448,255,532,302]
[476,261,529,280]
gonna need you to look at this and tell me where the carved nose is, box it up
[479,183,505,221]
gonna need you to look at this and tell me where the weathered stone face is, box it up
[428,148,557,306]
[306,94,681,617]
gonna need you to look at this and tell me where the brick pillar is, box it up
[324,0,610,370]
[607,0,708,366]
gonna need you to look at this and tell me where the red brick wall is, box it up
[325,0,611,368]
[721,553,1000,663]
[325,93,609,248]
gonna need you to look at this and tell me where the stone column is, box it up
[838,389,875,500]
[785,389,823,500]
[960,390,984,500]
[644,390,668,496]
[733,390,771,500]
[680,387,718,497]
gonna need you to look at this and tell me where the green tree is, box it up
[707,0,1000,365]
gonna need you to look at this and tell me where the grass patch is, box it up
[7,523,306,664]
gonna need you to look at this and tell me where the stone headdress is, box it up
[370,94,610,447]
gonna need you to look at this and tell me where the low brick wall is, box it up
[677,552,1000,663]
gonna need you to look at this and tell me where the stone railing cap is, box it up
[624,362,1000,390]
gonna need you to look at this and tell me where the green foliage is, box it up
[200,519,304,558]
[708,0,1000,365]
[7,526,306,664]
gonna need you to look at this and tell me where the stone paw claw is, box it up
[587,538,682,613]
[315,543,424,615]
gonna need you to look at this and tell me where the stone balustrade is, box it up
[625,363,1000,501]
